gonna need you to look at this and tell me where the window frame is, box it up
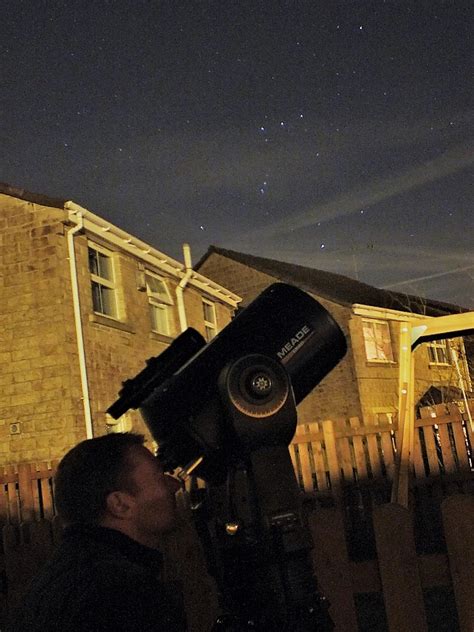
[362,318,394,363]
[427,339,450,365]
[145,271,174,337]
[202,298,217,341]
[88,242,118,319]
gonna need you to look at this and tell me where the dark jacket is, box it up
[7,524,187,631]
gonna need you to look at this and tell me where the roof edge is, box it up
[0,182,68,209]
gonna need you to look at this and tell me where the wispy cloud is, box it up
[381,264,474,289]
[241,141,474,239]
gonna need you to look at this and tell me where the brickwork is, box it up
[0,194,235,465]
[198,251,469,429]
[0,197,82,463]
[198,253,362,426]
[349,314,468,420]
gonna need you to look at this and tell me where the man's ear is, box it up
[105,491,134,520]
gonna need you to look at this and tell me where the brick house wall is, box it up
[0,192,238,464]
[198,250,470,428]
[349,312,465,420]
[198,253,362,426]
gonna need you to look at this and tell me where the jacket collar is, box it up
[63,523,164,572]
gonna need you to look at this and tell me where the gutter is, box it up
[64,201,240,308]
[176,243,194,331]
[66,212,94,439]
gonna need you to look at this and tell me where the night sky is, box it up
[2,1,473,307]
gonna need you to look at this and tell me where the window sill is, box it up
[428,362,451,367]
[365,360,398,367]
[149,331,174,344]
[89,313,135,334]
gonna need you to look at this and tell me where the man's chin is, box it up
[158,512,179,535]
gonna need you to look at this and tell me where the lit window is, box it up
[88,245,117,318]
[146,272,173,336]
[202,298,217,341]
[427,340,450,365]
[362,320,394,362]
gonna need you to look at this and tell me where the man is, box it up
[7,433,187,631]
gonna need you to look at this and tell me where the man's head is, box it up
[55,433,181,547]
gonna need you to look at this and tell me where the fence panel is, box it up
[349,417,368,480]
[379,429,395,479]
[336,432,354,484]
[309,507,359,630]
[322,420,341,498]
[442,495,474,632]
[310,422,328,492]
[7,469,20,525]
[295,424,316,492]
[366,433,382,479]
[17,464,34,523]
[373,504,428,632]
[414,427,426,478]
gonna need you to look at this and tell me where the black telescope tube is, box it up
[140,283,347,462]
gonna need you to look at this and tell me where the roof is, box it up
[0,183,68,209]
[0,184,240,306]
[196,246,466,317]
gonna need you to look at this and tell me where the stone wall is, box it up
[0,196,83,463]
[198,251,466,429]
[198,253,362,425]
[0,195,235,464]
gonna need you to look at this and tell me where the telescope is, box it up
[108,283,347,631]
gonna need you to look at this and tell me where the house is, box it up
[0,185,240,464]
[196,246,472,428]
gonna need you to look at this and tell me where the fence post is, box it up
[322,420,341,502]
[441,495,474,632]
[17,464,35,522]
[308,507,359,631]
[373,503,428,632]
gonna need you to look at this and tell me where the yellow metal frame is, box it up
[392,312,474,507]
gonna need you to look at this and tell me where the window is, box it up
[427,340,450,365]
[146,272,173,336]
[88,244,117,318]
[362,319,394,362]
[202,298,217,341]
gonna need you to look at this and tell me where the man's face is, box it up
[126,445,181,543]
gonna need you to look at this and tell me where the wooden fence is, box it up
[1,404,473,631]
[290,403,473,498]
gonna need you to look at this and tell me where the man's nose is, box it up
[164,474,183,494]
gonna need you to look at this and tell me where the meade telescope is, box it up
[108,282,347,631]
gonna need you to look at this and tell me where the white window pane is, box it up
[147,275,165,295]
[101,286,116,316]
[88,247,113,281]
[203,301,215,324]
[428,341,449,364]
[363,324,378,360]
[88,248,98,275]
[146,274,172,305]
[92,282,116,317]
[363,321,393,361]
[91,281,102,313]
[150,304,169,335]
[98,252,113,281]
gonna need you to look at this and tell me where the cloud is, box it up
[381,264,474,289]
[240,141,474,239]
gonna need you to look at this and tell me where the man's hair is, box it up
[54,432,145,525]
